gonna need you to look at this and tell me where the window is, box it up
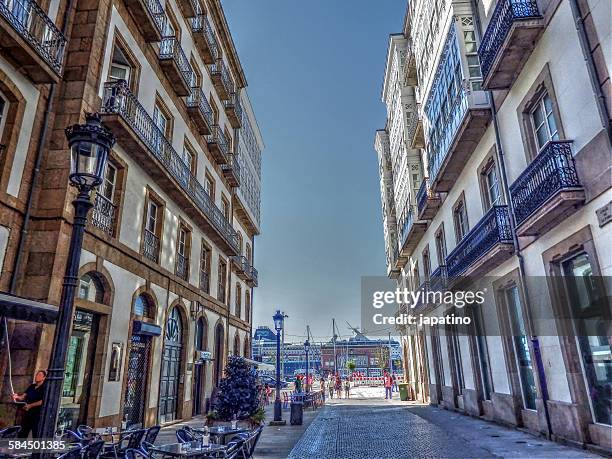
[246,243,252,264]
[480,159,502,210]
[108,37,139,90]
[153,104,170,137]
[78,273,104,303]
[236,233,243,255]
[453,200,469,243]
[204,173,215,199]
[176,225,190,281]
[221,196,230,220]
[0,92,7,144]
[435,227,447,267]
[210,95,219,124]
[200,242,211,293]
[217,258,227,303]
[100,163,117,203]
[462,18,482,91]
[133,294,154,318]
[224,127,233,152]
[235,283,242,318]
[473,307,493,400]
[182,144,196,172]
[245,291,251,323]
[143,197,162,263]
[422,247,431,282]
[531,92,559,150]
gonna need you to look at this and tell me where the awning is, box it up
[0,293,59,324]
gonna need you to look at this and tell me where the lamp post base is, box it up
[269,420,287,426]
[272,399,284,424]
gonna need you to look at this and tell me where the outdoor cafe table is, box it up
[193,427,248,445]
[149,441,226,458]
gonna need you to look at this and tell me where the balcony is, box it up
[394,247,408,270]
[124,0,165,42]
[398,206,427,258]
[221,154,240,187]
[209,58,233,100]
[427,89,490,193]
[206,125,230,164]
[224,91,242,129]
[0,0,66,83]
[175,253,189,281]
[231,255,257,286]
[159,37,193,96]
[91,194,116,236]
[191,14,218,64]
[403,48,418,87]
[143,229,160,263]
[446,206,513,280]
[510,141,584,237]
[479,0,543,90]
[100,80,240,255]
[430,266,447,292]
[387,251,401,279]
[417,178,441,220]
[176,0,195,18]
[186,88,213,135]
[407,109,425,149]
[199,270,210,294]
[248,266,258,287]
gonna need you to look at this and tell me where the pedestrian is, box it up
[344,378,350,399]
[334,374,342,398]
[12,370,46,438]
[264,383,271,405]
[392,373,398,392]
[295,374,303,393]
[383,371,393,400]
[327,377,335,399]
[319,377,326,400]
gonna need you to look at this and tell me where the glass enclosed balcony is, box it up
[0,0,66,82]
[398,205,427,258]
[416,178,441,220]
[510,141,584,237]
[100,80,240,255]
[479,0,543,90]
[445,206,513,280]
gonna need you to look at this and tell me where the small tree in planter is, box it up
[213,355,262,426]
[346,360,356,376]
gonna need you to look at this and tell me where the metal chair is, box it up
[137,425,160,457]
[57,445,84,459]
[124,449,148,459]
[101,428,146,458]
[176,427,197,443]
[82,439,105,458]
[0,426,21,438]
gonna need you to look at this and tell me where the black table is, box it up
[149,441,226,458]
[194,427,248,445]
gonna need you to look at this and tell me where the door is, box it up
[59,310,97,430]
[123,334,151,428]
[159,307,183,423]
[193,318,207,416]
[214,323,224,387]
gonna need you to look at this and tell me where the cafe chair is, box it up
[101,428,146,458]
[82,439,105,458]
[57,445,84,459]
[124,448,148,459]
[0,426,21,438]
[137,425,160,457]
[176,427,197,443]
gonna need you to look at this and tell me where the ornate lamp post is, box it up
[38,113,115,441]
[271,310,286,425]
[303,339,310,392]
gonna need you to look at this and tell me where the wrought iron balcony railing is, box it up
[143,229,160,263]
[101,80,240,253]
[206,125,230,161]
[159,36,193,89]
[186,87,214,134]
[224,91,242,128]
[145,0,166,34]
[210,58,234,99]
[446,206,513,278]
[0,0,66,74]
[91,194,116,236]
[479,0,541,81]
[191,13,218,63]
[221,154,241,187]
[199,270,210,293]
[175,253,189,280]
[249,265,258,287]
[510,141,581,227]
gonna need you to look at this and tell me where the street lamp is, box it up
[303,339,310,392]
[38,113,115,441]
[271,310,285,424]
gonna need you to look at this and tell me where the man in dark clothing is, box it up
[12,370,47,438]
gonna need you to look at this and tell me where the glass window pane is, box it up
[535,125,548,149]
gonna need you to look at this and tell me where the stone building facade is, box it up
[0,0,262,430]
[375,0,611,452]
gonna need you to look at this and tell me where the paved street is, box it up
[286,386,602,459]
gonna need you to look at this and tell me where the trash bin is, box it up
[398,383,410,401]
[290,401,303,425]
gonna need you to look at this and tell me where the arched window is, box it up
[133,294,154,318]
[233,334,240,356]
[243,337,250,358]
[195,317,207,351]
[78,273,104,303]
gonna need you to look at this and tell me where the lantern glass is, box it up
[70,139,108,188]
[273,310,284,331]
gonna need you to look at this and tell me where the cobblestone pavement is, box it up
[286,386,602,459]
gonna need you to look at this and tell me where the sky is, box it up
[223,0,406,342]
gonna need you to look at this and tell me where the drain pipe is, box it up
[568,0,612,145]
[471,1,553,439]
[9,0,73,294]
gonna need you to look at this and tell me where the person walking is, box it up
[334,374,342,398]
[295,374,303,393]
[12,370,46,438]
[344,378,351,399]
[264,383,272,405]
[383,371,393,400]
[327,376,335,399]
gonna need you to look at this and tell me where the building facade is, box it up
[375,0,611,451]
[0,0,262,430]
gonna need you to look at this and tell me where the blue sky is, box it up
[223,0,406,341]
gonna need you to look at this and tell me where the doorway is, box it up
[159,307,184,423]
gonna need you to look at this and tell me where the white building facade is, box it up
[375,0,611,451]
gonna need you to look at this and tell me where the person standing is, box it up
[327,376,334,399]
[392,373,398,392]
[295,374,303,393]
[383,371,393,400]
[334,374,342,398]
[12,370,46,438]
[344,378,350,399]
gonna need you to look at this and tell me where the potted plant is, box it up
[212,355,262,427]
